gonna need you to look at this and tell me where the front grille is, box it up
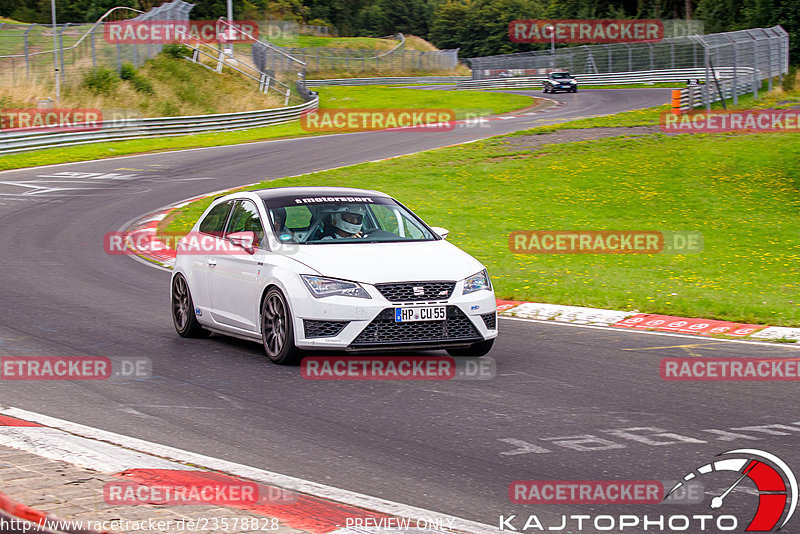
[481,312,497,330]
[304,320,348,338]
[375,281,455,302]
[351,306,480,346]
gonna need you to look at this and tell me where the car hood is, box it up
[279,240,485,284]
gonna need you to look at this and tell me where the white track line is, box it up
[0,407,500,534]
[0,426,188,472]
[499,316,800,349]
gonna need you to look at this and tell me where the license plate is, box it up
[394,306,446,322]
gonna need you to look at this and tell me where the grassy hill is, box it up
[0,46,285,117]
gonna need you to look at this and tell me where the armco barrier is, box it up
[305,76,470,86]
[455,67,754,89]
[0,97,318,155]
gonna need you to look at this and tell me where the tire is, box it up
[542,85,549,93]
[572,88,578,93]
[446,338,494,357]
[171,274,210,338]
[261,287,302,365]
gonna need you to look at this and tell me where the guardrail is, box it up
[455,68,755,89]
[305,76,470,86]
[675,76,757,111]
[0,96,318,155]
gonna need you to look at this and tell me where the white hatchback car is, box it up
[171,187,497,364]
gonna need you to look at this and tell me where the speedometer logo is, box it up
[665,449,798,531]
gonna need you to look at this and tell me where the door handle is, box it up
[207,258,217,267]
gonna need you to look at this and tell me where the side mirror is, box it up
[228,230,256,254]
[431,227,449,240]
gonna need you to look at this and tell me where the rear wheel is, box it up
[171,274,209,338]
[446,338,494,357]
[261,288,302,365]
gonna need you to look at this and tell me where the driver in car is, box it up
[271,207,295,242]
[323,205,366,239]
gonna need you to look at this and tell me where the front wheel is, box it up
[261,288,302,365]
[542,85,549,93]
[171,274,209,338]
[446,338,494,357]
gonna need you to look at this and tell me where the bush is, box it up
[117,62,155,94]
[119,62,137,80]
[82,67,118,95]
[161,43,191,59]
[130,76,155,94]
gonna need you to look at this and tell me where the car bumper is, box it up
[289,282,498,351]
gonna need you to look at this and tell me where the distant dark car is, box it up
[542,72,578,93]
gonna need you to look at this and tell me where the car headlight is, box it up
[301,275,371,299]
[462,269,492,295]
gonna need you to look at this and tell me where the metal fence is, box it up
[466,26,788,109]
[457,67,755,88]
[0,1,192,87]
[0,3,310,105]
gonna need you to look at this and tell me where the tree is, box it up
[429,0,469,50]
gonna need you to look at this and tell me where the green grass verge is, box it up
[163,92,800,327]
[0,86,532,171]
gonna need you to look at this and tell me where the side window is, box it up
[225,200,266,248]
[403,218,426,239]
[370,205,400,234]
[198,201,232,237]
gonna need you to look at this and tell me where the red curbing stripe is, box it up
[0,415,43,427]
[495,299,524,312]
[113,469,390,534]
[613,313,766,337]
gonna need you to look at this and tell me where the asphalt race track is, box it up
[1,88,799,529]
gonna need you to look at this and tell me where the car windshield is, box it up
[552,73,571,79]
[262,195,437,244]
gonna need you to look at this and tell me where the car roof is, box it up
[252,186,389,201]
